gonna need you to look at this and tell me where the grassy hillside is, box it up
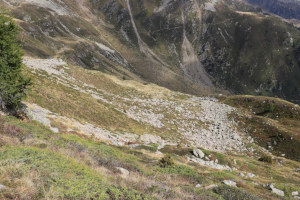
[0,57,297,199]
[1,102,300,199]
[0,1,299,199]
[223,95,300,161]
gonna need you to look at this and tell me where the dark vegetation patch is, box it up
[159,155,175,168]
[156,163,205,184]
[224,95,300,120]
[213,185,261,200]
[258,155,273,164]
[160,145,192,156]
[224,95,300,161]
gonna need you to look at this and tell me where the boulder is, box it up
[204,184,218,190]
[269,184,284,197]
[193,149,205,158]
[292,191,299,196]
[0,184,5,190]
[116,167,129,177]
[247,173,256,178]
[222,180,237,187]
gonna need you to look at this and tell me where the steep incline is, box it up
[246,0,300,20]
[1,0,300,102]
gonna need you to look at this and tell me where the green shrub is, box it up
[159,155,174,168]
[0,13,31,113]
[258,155,273,163]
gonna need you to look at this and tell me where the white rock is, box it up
[0,184,5,190]
[50,127,59,133]
[117,167,129,177]
[292,191,299,196]
[195,184,202,188]
[247,173,256,178]
[269,184,284,197]
[193,149,205,158]
[187,156,232,171]
[204,184,218,190]
[222,180,237,187]
[294,196,300,199]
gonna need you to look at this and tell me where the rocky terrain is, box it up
[0,55,296,199]
[0,0,299,199]
[23,57,250,153]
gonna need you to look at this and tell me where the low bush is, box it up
[159,155,174,168]
[258,155,273,163]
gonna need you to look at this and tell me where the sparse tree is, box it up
[0,13,31,113]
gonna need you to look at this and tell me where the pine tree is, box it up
[0,13,31,113]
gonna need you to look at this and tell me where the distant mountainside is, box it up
[246,0,300,20]
[1,0,300,103]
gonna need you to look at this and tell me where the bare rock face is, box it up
[193,149,205,158]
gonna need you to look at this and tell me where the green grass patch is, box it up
[156,164,204,183]
[0,146,146,199]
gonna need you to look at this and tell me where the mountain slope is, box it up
[245,0,300,20]
[1,0,300,103]
[0,56,299,199]
[0,1,300,199]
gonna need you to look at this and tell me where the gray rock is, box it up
[269,184,284,197]
[292,191,299,196]
[0,184,6,190]
[295,196,300,200]
[116,167,129,177]
[193,149,205,158]
[50,127,59,133]
[204,184,218,190]
[187,156,232,171]
[222,180,237,187]
[247,173,256,178]
[233,159,237,165]
[253,182,259,185]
